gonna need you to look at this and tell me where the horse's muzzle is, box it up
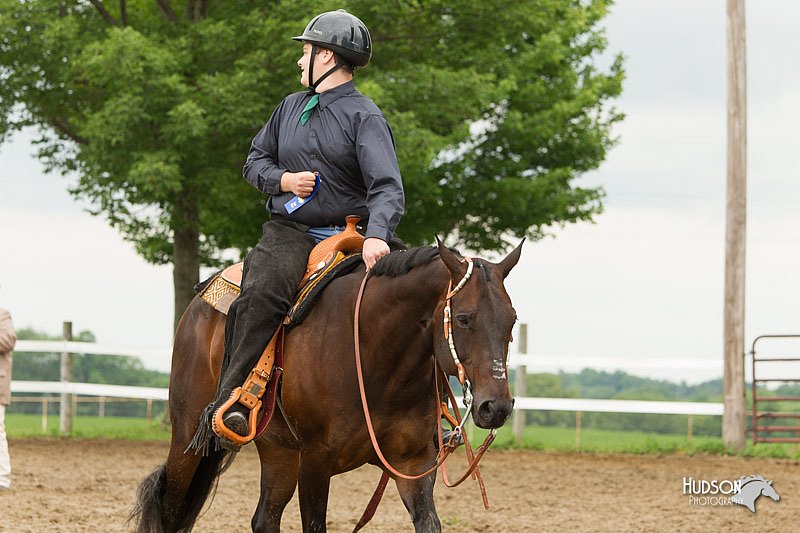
[474,398,514,429]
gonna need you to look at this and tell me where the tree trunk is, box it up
[172,191,200,333]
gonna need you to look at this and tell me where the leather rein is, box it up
[352,256,497,494]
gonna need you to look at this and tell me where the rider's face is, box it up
[298,43,315,87]
[298,43,333,88]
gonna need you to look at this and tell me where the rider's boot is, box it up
[213,399,251,452]
[223,405,250,437]
[435,428,465,452]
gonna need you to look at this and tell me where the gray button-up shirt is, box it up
[243,81,405,241]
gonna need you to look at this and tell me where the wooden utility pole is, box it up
[60,321,74,435]
[723,0,747,451]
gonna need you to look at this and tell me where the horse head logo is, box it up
[732,475,780,513]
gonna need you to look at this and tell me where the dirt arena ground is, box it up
[0,439,797,532]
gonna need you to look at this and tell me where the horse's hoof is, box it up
[223,411,250,437]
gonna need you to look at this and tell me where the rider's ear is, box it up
[436,236,466,278]
[497,239,525,279]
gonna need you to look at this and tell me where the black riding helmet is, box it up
[293,10,372,93]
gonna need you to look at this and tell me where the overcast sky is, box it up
[1,1,799,383]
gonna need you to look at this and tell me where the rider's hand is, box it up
[363,238,390,270]
[280,171,317,197]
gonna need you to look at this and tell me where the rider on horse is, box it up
[194,10,406,448]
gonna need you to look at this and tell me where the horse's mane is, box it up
[369,245,462,278]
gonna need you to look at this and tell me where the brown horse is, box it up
[131,239,522,532]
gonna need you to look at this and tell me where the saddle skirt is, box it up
[197,263,241,315]
[196,216,365,328]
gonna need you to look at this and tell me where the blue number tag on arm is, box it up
[285,173,321,214]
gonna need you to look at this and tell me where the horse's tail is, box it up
[129,448,234,532]
[130,462,168,533]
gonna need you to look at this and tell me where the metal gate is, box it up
[751,334,800,444]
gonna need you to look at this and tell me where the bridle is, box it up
[352,254,497,489]
[440,257,499,445]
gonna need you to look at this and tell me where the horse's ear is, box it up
[436,236,466,278]
[497,238,525,279]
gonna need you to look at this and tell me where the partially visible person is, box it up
[0,303,15,490]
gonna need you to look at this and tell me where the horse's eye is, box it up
[456,315,470,328]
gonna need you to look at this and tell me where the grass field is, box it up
[7,413,800,459]
[6,413,171,441]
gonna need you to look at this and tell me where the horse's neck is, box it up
[398,259,449,329]
[366,261,449,376]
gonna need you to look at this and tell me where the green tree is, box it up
[0,0,623,328]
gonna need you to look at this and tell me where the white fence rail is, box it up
[11,336,724,442]
[10,380,721,416]
[11,381,168,401]
[514,397,722,416]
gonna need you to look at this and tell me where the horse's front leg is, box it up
[297,450,332,533]
[393,455,442,533]
[252,440,300,533]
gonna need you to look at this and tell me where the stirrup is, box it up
[212,387,261,446]
[435,429,465,453]
[443,429,465,447]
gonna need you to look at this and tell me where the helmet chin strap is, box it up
[307,44,344,94]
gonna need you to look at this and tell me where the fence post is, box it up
[98,396,106,417]
[42,398,48,434]
[687,414,693,444]
[513,323,528,444]
[575,411,582,448]
[146,399,153,421]
[60,321,73,435]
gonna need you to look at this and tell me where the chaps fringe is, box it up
[185,402,218,456]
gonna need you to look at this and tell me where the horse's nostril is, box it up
[478,400,496,422]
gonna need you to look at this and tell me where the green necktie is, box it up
[299,94,319,125]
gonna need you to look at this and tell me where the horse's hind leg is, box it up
[161,445,201,528]
[251,440,299,533]
[394,464,441,532]
[132,298,228,532]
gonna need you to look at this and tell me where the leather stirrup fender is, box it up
[239,329,281,409]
